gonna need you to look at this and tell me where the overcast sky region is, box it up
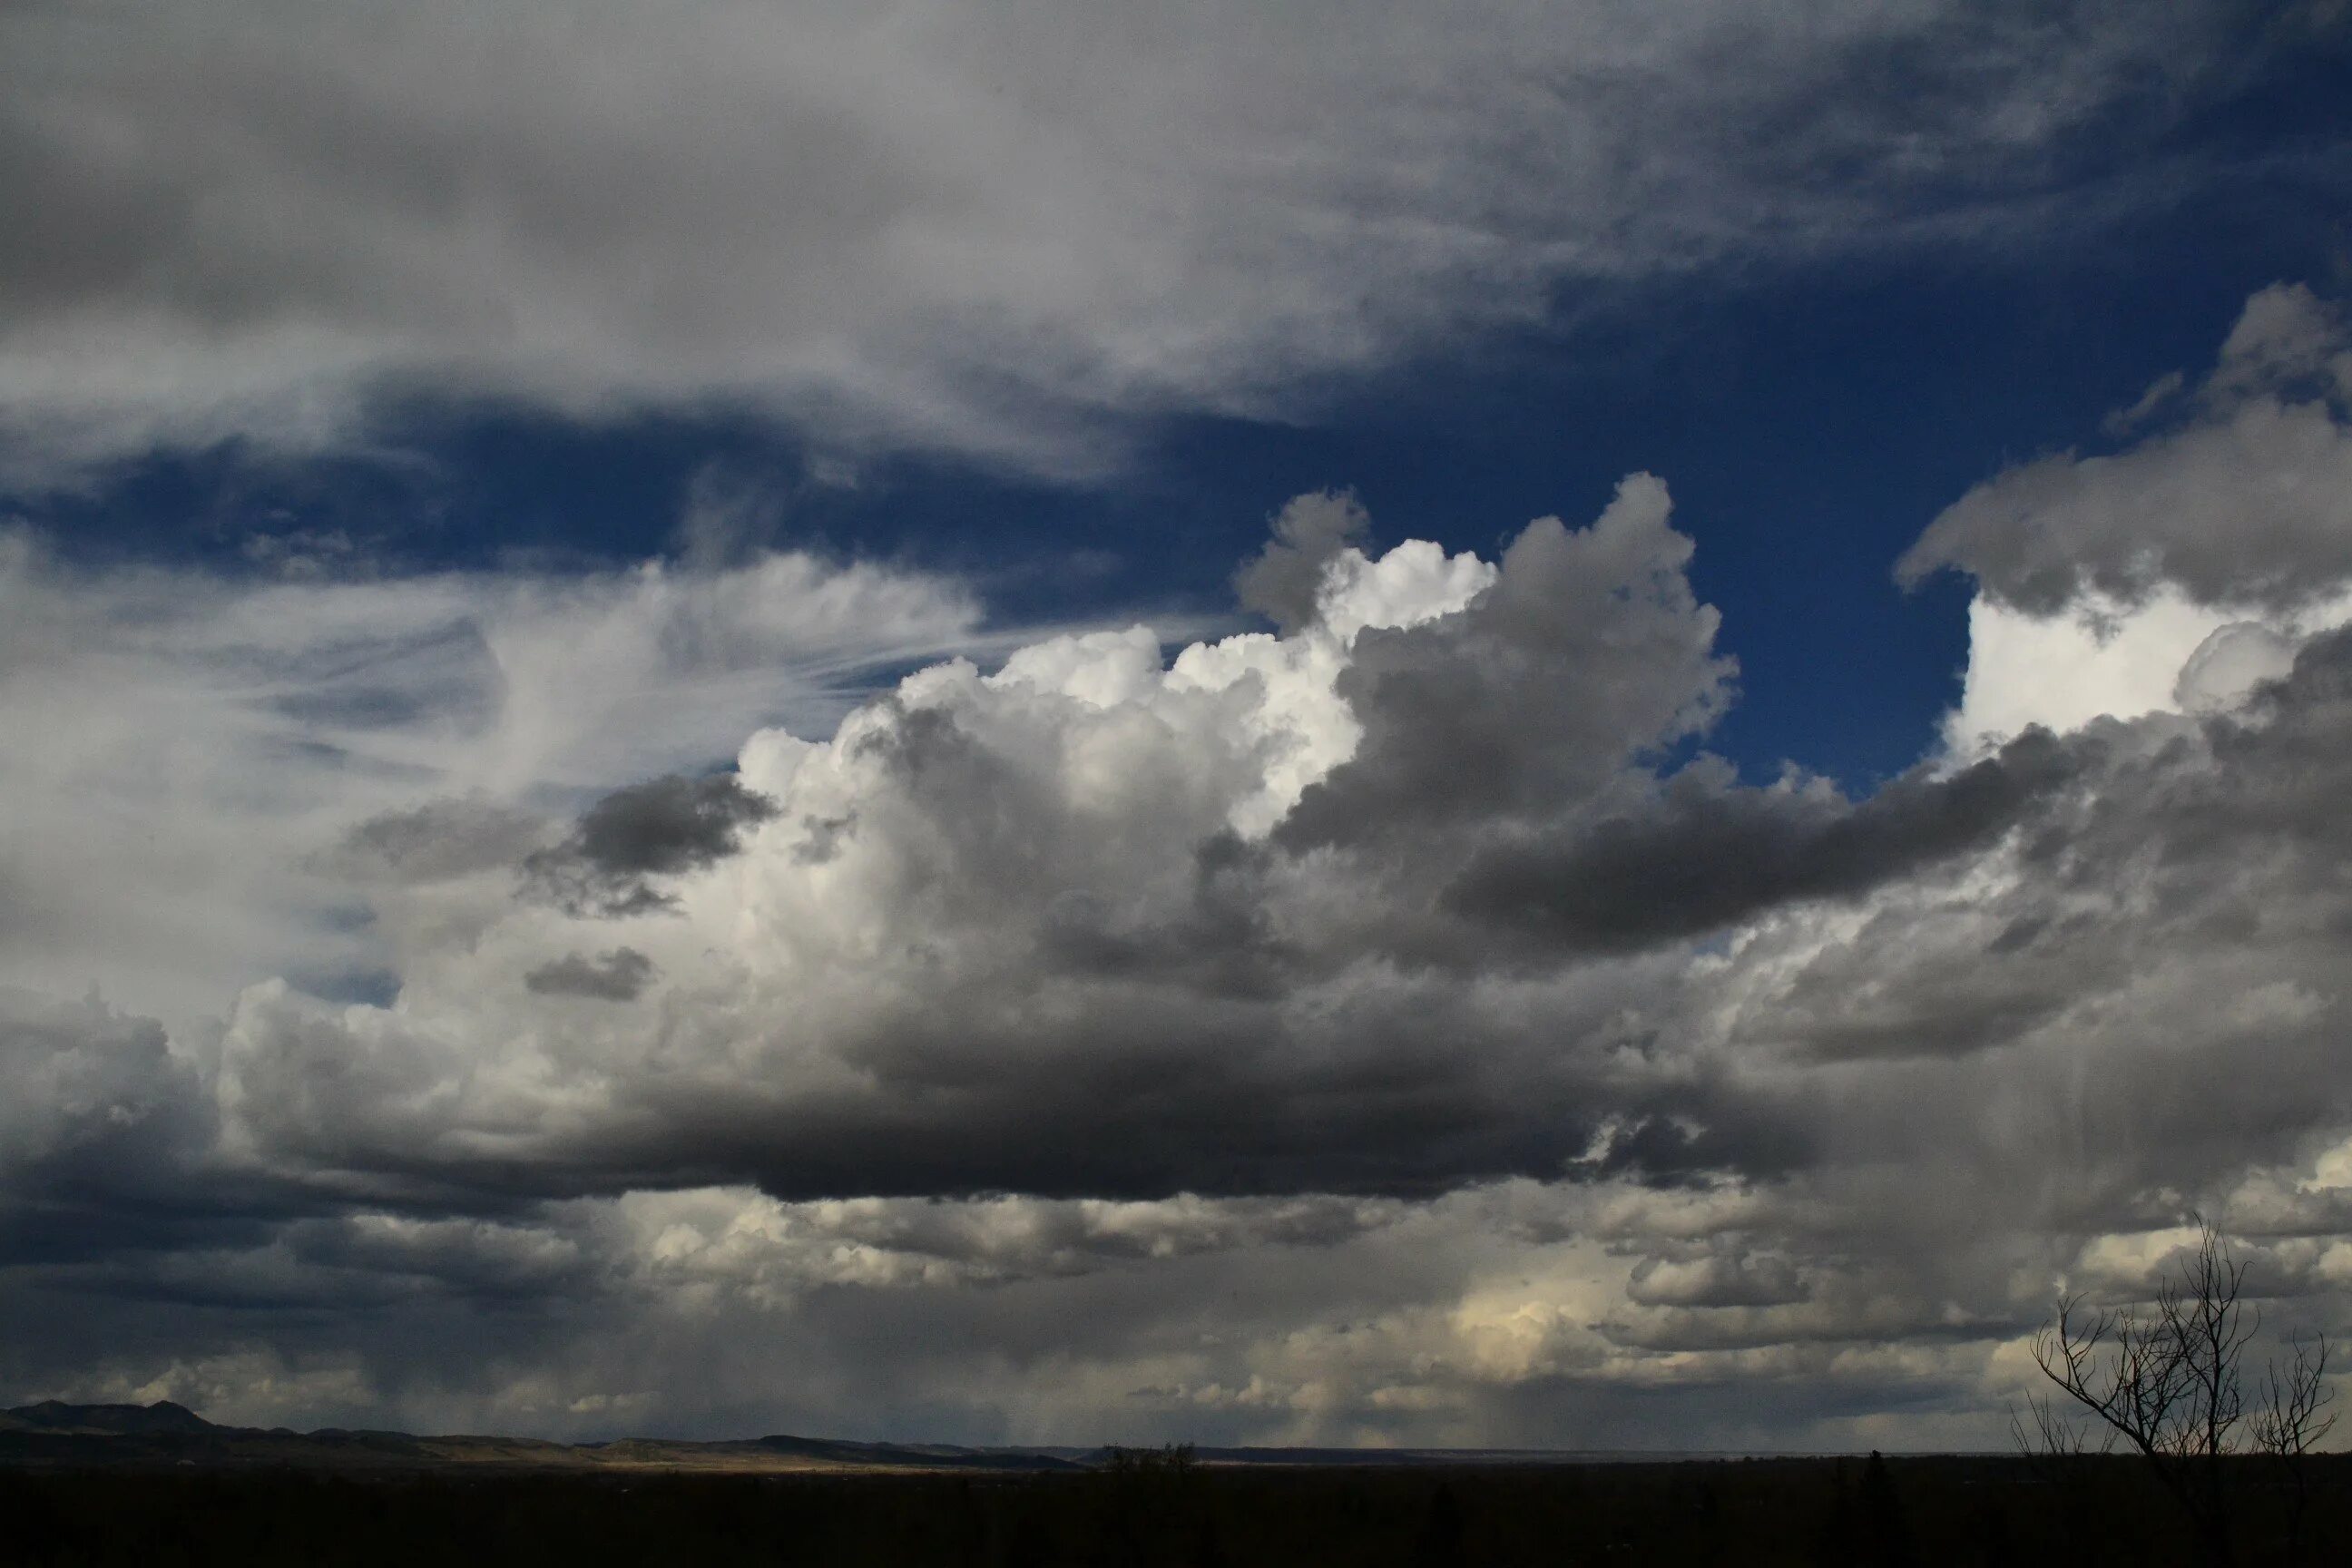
[8,1,2352,1452]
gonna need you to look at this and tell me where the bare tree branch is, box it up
[2026,1218,2335,1568]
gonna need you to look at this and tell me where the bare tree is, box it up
[2253,1333,2337,1553]
[2010,1384,2113,1462]
[2029,1220,2335,1567]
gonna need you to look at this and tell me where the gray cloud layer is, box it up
[1441,730,2076,956]
[1,0,2326,478]
[524,949,658,1003]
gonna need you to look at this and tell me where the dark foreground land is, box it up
[6,1451,2352,1566]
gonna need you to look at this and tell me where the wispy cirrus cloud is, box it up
[0,531,992,1025]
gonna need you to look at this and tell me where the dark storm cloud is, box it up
[1441,729,2076,954]
[0,990,240,1279]
[279,1214,596,1304]
[1728,639,2352,1141]
[0,989,211,1204]
[2129,626,2352,868]
[1279,476,1734,848]
[1037,834,1296,1001]
[17,452,2333,1255]
[188,476,2352,1213]
[1742,921,2095,1063]
[524,948,658,1002]
[215,975,1626,1201]
[1719,651,2349,1070]
[522,773,778,916]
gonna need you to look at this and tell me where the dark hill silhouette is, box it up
[2,1401,220,1436]
[0,1401,1681,1474]
[0,1402,1093,1473]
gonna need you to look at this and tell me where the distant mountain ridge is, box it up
[0,1402,1098,1473]
[0,1400,1700,1472]
[0,1400,219,1436]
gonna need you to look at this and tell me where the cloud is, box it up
[2173,621,2300,715]
[334,799,548,887]
[15,287,2352,1449]
[1896,282,2352,754]
[183,480,1755,1205]
[1898,283,2352,616]
[1439,730,2076,956]
[0,0,2313,479]
[2101,368,2186,436]
[523,776,779,917]
[13,439,2316,1238]
[1233,490,1369,634]
[0,529,992,1025]
[1625,1246,1808,1310]
[165,461,2347,1228]
[0,987,210,1203]
[1279,475,1732,848]
[523,948,658,1003]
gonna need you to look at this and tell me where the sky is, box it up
[5,0,2352,1451]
